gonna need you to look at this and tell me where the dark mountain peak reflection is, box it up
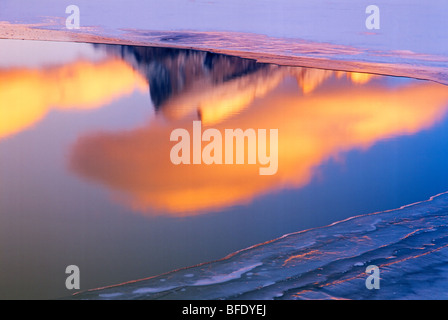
[96,44,266,111]
[97,44,366,125]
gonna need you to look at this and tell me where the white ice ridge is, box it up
[191,263,263,286]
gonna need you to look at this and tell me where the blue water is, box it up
[2,39,448,299]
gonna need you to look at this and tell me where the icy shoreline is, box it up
[1,22,448,87]
[71,191,448,300]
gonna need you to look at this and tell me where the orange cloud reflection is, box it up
[161,67,376,125]
[70,72,448,216]
[0,59,147,139]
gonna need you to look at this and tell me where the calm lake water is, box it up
[1,39,448,299]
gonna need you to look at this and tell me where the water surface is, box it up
[1,39,448,299]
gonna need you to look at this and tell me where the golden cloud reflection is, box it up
[161,67,376,125]
[70,67,448,216]
[0,59,147,139]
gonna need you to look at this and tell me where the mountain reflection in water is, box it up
[66,45,448,215]
[2,45,448,215]
[2,41,448,299]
